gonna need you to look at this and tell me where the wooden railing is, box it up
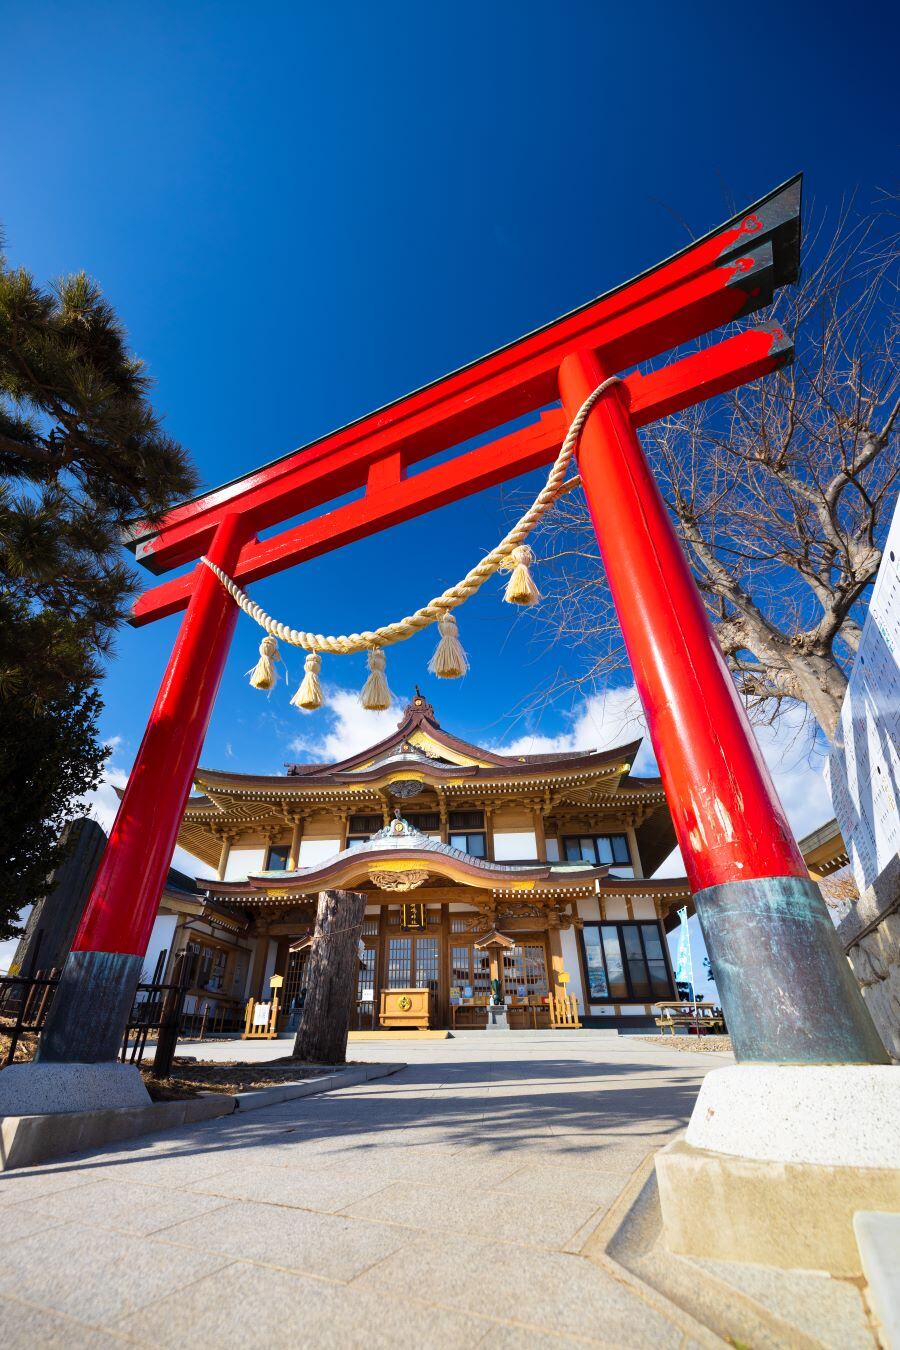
[548,992,582,1029]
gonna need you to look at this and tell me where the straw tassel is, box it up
[291,651,324,711]
[502,544,540,606]
[428,611,468,679]
[359,647,392,710]
[248,634,280,690]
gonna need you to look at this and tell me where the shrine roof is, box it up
[203,812,609,899]
[187,692,647,798]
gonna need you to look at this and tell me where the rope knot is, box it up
[291,650,324,711]
[501,544,540,606]
[428,610,468,679]
[248,634,281,690]
[359,646,392,710]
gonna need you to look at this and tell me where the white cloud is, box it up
[492,686,833,865]
[289,684,408,764]
[488,687,656,774]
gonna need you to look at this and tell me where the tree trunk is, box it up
[292,889,366,1065]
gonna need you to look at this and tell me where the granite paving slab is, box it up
[117,1258,491,1349]
[354,1230,684,1348]
[343,1176,608,1248]
[0,1294,133,1349]
[0,1221,230,1324]
[21,1175,233,1236]
[153,1197,411,1281]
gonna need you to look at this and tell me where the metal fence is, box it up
[1,938,197,1076]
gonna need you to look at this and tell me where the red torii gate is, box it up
[38,175,885,1067]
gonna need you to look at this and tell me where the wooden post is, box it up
[293,890,367,1064]
[533,808,547,862]
[625,825,644,878]
[216,834,233,881]
[547,922,566,995]
[249,933,270,1002]
[287,816,304,870]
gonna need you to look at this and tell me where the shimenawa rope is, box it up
[201,377,620,707]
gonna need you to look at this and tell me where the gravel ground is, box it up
[636,1033,733,1053]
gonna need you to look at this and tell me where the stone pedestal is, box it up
[0,1062,151,1116]
[485,1004,510,1031]
[656,1064,900,1275]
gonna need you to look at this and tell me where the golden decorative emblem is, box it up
[398,994,413,1011]
[368,865,429,892]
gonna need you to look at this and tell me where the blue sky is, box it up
[2,2,896,980]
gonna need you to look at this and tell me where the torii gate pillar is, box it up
[559,348,884,1064]
[35,513,252,1069]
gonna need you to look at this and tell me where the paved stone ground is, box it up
[0,1031,862,1347]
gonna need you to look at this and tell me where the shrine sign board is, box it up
[826,493,900,893]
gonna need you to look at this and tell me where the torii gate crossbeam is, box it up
[37,175,886,1069]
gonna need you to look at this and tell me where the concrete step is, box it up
[855,1211,900,1348]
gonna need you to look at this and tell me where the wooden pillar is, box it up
[484,805,495,861]
[547,919,566,995]
[533,807,547,862]
[488,945,500,990]
[287,816,304,870]
[338,809,350,852]
[437,791,449,844]
[249,931,270,1002]
[626,824,644,878]
[216,833,233,881]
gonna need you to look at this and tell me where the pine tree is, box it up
[0,239,198,931]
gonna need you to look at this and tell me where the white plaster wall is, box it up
[297,837,341,866]
[224,847,266,882]
[493,830,538,861]
[603,899,629,920]
[632,898,657,919]
[141,914,177,982]
[560,927,584,1010]
[576,895,601,922]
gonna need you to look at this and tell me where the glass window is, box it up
[640,923,672,996]
[581,921,674,1002]
[414,938,439,991]
[450,832,486,858]
[357,946,376,1003]
[582,927,610,1000]
[451,945,491,995]
[451,945,471,985]
[622,925,652,998]
[387,938,412,988]
[601,925,629,998]
[266,843,291,870]
[562,834,631,868]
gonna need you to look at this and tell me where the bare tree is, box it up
[535,197,899,742]
[292,889,366,1064]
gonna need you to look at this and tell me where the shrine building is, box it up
[147,692,691,1031]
